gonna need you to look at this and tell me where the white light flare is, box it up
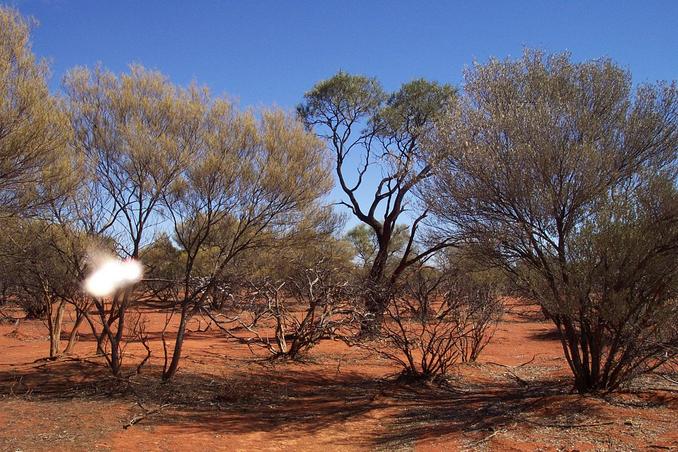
[84,256,143,298]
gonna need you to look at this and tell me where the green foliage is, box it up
[0,7,674,392]
[297,71,386,126]
[299,71,457,331]
[429,49,678,393]
[0,217,95,317]
[376,79,456,144]
[345,223,410,271]
[0,6,73,215]
[140,233,183,281]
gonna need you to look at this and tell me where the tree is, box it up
[158,105,333,380]
[0,7,71,216]
[345,223,409,272]
[0,6,79,355]
[234,208,353,284]
[427,50,678,393]
[0,218,91,358]
[63,64,203,376]
[299,73,456,332]
[223,260,356,360]
[367,264,502,381]
[140,233,183,284]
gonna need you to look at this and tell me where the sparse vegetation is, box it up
[367,265,502,381]
[0,5,676,450]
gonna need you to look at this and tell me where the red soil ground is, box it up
[0,299,676,451]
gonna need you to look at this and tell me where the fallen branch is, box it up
[485,359,536,387]
[657,373,678,386]
[123,403,171,429]
[467,428,502,448]
[32,355,104,369]
[525,419,614,429]
[516,354,539,368]
[486,354,538,369]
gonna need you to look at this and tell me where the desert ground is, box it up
[1,299,676,452]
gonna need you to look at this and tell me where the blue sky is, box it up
[8,0,678,231]
[11,0,678,107]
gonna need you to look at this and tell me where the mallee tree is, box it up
[427,50,678,393]
[299,73,457,332]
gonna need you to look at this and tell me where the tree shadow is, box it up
[61,329,235,344]
[504,308,550,324]
[371,377,577,448]
[0,359,620,449]
[529,329,561,341]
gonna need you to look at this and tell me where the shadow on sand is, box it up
[0,358,608,448]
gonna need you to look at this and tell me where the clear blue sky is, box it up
[10,0,678,108]
[7,0,678,231]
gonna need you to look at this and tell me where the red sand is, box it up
[1,299,676,451]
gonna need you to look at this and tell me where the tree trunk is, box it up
[275,321,288,355]
[162,303,190,382]
[96,334,107,356]
[109,335,121,377]
[64,308,86,355]
[361,248,390,336]
[48,300,67,359]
